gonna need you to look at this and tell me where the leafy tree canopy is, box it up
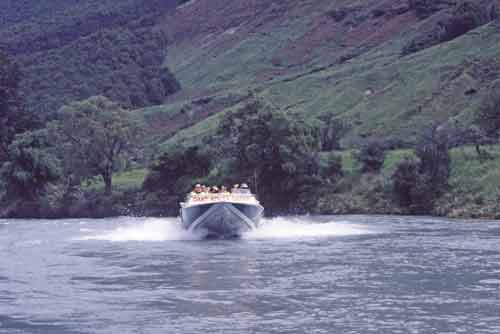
[143,145,211,215]
[217,98,340,213]
[391,124,451,213]
[477,80,500,140]
[0,129,59,201]
[53,96,144,195]
[356,138,387,173]
[0,50,35,162]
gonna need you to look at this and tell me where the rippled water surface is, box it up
[1,215,500,333]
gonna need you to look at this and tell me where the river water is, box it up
[1,215,500,333]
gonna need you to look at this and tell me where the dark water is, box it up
[1,215,500,334]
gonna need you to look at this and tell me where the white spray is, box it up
[78,216,376,242]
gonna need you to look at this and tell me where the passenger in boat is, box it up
[190,184,202,196]
[240,183,251,194]
[211,186,219,193]
[231,184,240,193]
[221,186,229,194]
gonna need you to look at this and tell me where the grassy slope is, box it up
[85,169,148,192]
[269,24,500,143]
[156,22,500,149]
[448,146,500,201]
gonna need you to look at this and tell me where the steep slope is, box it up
[163,0,420,90]
[145,0,500,149]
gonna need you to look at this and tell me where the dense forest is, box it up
[0,0,181,116]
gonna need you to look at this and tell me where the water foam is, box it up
[243,217,375,240]
[79,218,202,242]
[78,217,375,242]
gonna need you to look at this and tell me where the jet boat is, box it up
[180,190,263,239]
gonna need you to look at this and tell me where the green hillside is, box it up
[158,5,500,149]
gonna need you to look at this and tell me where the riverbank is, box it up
[2,146,499,220]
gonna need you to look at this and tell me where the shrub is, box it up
[356,139,387,173]
[0,129,59,201]
[443,1,493,42]
[403,1,498,56]
[391,158,420,208]
[416,126,451,198]
[0,50,36,162]
[391,158,434,213]
[144,145,210,194]
[326,8,350,22]
[318,153,343,183]
[318,115,350,151]
[391,125,451,213]
[407,0,451,19]
[476,80,500,141]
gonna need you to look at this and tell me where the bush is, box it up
[403,1,498,56]
[356,139,387,173]
[391,158,420,208]
[0,129,59,201]
[443,1,495,42]
[391,158,434,213]
[407,0,451,19]
[0,50,36,162]
[144,146,210,193]
[391,125,451,213]
[143,145,211,215]
[476,80,500,141]
[416,126,451,198]
[318,115,350,151]
[319,153,343,182]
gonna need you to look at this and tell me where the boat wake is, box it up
[78,216,375,242]
[243,217,375,240]
[78,218,202,242]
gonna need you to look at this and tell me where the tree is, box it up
[144,146,211,193]
[443,1,497,42]
[477,80,500,142]
[356,138,387,173]
[391,158,434,213]
[143,145,211,215]
[0,50,35,162]
[416,125,451,198]
[54,96,143,195]
[318,115,349,151]
[217,98,336,213]
[0,129,59,201]
[407,0,450,19]
[447,125,492,161]
[391,125,451,213]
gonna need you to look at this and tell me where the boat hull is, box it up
[181,202,263,239]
